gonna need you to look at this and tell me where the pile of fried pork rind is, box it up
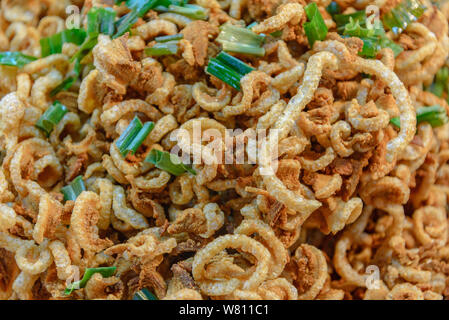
[1,0,449,300]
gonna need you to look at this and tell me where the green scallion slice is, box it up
[125,121,155,155]
[133,288,158,300]
[50,59,81,96]
[382,0,426,35]
[206,51,255,91]
[217,24,265,57]
[40,29,87,58]
[61,176,86,202]
[155,33,184,43]
[116,116,142,156]
[145,41,179,56]
[35,101,68,136]
[0,52,37,68]
[116,116,154,156]
[304,2,328,47]
[390,105,448,129]
[156,4,208,20]
[71,7,117,63]
[64,267,116,295]
[114,0,166,38]
[427,67,449,98]
[145,149,196,176]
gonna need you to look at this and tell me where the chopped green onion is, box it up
[40,29,87,57]
[217,24,265,57]
[145,41,179,56]
[145,149,196,176]
[114,10,140,39]
[86,7,117,36]
[61,176,86,202]
[64,267,116,295]
[218,42,265,56]
[304,2,328,47]
[427,67,449,98]
[116,116,154,156]
[206,51,255,90]
[357,36,381,58]
[133,288,158,300]
[114,0,166,38]
[378,36,404,57]
[116,116,142,155]
[155,33,184,42]
[125,121,155,155]
[416,105,449,127]
[390,105,449,129]
[340,14,403,58]
[390,117,401,128]
[334,11,366,31]
[71,7,117,63]
[206,59,244,91]
[50,59,81,96]
[382,0,426,35]
[326,1,341,16]
[0,52,37,68]
[35,101,68,136]
[343,17,377,38]
[215,51,254,76]
[156,4,208,20]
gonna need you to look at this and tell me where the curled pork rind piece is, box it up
[234,219,288,279]
[192,234,271,296]
[70,191,113,254]
[285,244,328,300]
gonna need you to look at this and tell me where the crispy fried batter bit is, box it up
[1,0,449,301]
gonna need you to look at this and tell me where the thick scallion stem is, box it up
[145,149,196,176]
[217,24,265,56]
[155,33,183,42]
[126,121,155,155]
[382,0,426,35]
[390,105,448,129]
[61,176,86,202]
[35,101,68,136]
[116,116,143,156]
[40,29,87,57]
[133,288,158,300]
[145,41,179,56]
[304,2,328,47]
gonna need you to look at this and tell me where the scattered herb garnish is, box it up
[133,288,158,300]
[206,51,255,91]
[116,116,154,156]
[64,267,117,295]
[0,52,37,68]
[40,29,87,57]
[382,0,426,35]
[145,149,196,176]
[390,105,449,129]
[35,101,68,136]
[304,2,328,47]
[61,176,86,202]
[217,23,265,57]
